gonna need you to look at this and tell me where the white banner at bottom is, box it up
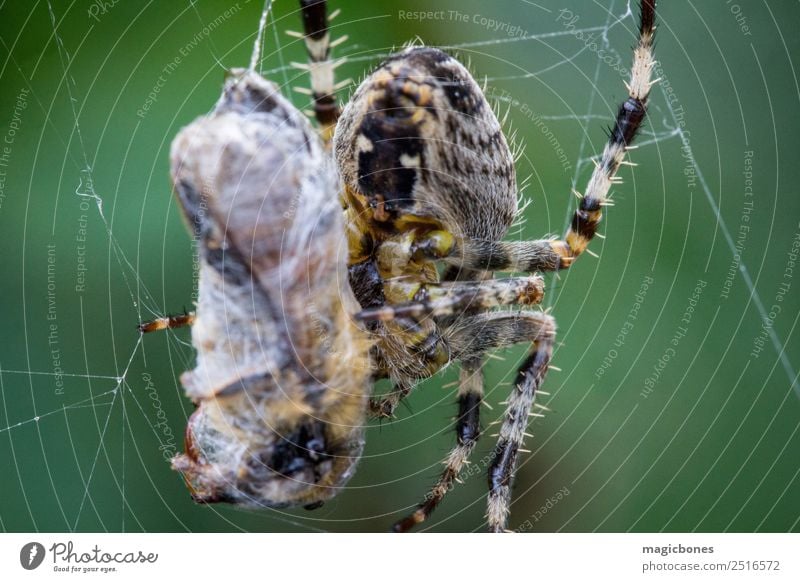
[1,533,797,581]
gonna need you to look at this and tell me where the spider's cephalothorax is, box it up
[142,0,657,532]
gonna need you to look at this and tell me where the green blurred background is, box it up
[1,0,798,533]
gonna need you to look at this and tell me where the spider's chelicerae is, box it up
[141,0,657,532]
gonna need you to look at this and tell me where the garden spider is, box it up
[143,0,657,532]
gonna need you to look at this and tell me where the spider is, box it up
[142,0,657,533]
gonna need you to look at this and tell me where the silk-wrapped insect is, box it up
[159,66,371,509]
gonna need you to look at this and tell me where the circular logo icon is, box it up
[20,542,46,570]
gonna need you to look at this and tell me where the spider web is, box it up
[0,0,796,534]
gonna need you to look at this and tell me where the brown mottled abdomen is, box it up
[334,46,517,241]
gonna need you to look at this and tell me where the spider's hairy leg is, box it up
[447,311,555,533]
[138,312,195,333]
[393,357,484,532]
[295,0,345,143]
[446,310,555,363]
[487,333,553,532]
[355,276,545,323]
[392,310,556,532]
[436,238,572,273]
[560,0,656,263]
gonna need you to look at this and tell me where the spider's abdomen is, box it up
[334,46,517,241]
